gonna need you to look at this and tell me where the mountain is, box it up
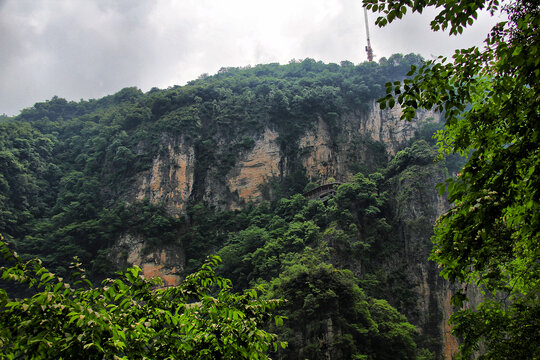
[0,54,464,359]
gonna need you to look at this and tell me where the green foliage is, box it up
[0,235,285,359]
[0,122,57,237]
[212,174,394,291]
[0,114,12,123]
[385,140,437,178]
[0,134,449,358]
[413,119,444,146]
[267,260,419,360]
[369,0,540,357]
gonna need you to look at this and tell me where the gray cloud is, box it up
[299,0,367,62]
[0,0,499,115]
[0,0,191,114]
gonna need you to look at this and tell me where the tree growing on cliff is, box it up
[0,235,286,359]
[365,0,539,358]
[267,259,420,360]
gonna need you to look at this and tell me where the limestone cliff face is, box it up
[297,102,439,183]
[110,233,184,287]
[135,135,195,214]
[298,117,341,182]
[388,161,457,359]
[130,102,439,213]
[112,135,193,285]
[224,128,281,209]
[361,100,438,154]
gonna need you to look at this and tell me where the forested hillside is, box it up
[1,54,462,359]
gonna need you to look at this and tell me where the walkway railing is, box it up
[302,182,342,201]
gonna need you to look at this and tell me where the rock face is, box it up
[225,128,281,209]
[130,102,440,214]
[110,233,184,287]
[135,135,195,214]
[298,117,341,182]
[361,100,431,153]
[386,157,458,359]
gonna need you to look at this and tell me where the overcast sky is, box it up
[0,0,501,116]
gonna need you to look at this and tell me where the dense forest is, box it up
[1,54,453,358]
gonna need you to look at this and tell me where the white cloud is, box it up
[0,0,500,115]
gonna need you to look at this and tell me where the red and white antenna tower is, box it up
[363,8,374,61]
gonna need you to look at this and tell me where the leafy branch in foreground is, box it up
[0,234,286,359]
[365,0,539,358]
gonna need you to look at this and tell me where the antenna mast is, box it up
[363,8,374,61]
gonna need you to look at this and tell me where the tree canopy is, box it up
[366,0,539,358]
[0,234,286,359]
[267,259,419,360]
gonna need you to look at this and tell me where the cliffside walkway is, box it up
[303,182,342,202]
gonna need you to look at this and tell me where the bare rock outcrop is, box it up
[110,233,184,287]
[135,135,195,213]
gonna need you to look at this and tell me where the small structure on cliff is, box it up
[303,182,342,202]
